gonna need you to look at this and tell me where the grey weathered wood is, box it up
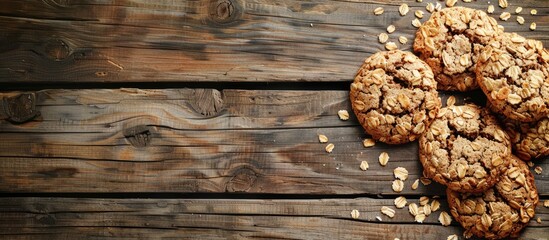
[0,197,547,240]
[0,89,547,196]
[0,0,547,83]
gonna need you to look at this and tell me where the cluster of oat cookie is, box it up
[350,4,546,240]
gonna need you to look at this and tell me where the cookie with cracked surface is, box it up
[447,155,538,240]
[502,116,549,161]
[414,6,502,91]
[476,32,549,122]
[419,104,511,193]
[350,50,440,144]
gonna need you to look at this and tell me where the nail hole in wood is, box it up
[2,93,40,124]
[123,125,152,148]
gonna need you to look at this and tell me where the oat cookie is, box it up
[419,104,511,193]
[350,50,440,144]
[476,32,549,122]
[447,155,538,239]
[502,116,549,161]
[414,7,502,91]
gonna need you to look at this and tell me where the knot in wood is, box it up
[208,0,241,24]
[191,89,224,116]
[123,125,152,148]
[2,93,40,124]
[44,39,70,61]
[226,167,258,192]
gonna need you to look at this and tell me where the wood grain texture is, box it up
[0,89,547,196]
[0,197,547,240]
[0,0,547,83]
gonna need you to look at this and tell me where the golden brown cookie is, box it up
[414,6,502,91]
[476,32,549,122]
[350,50,441,144]
[502,116,549,161]
[447,155,538,239]
[419,104,511,193]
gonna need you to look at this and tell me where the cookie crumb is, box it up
[363,138,375,148]
[530,22,536,31]
[338,110,349,120]
[378,33,389,44]
[439,211,452,226]
[499,0,508,9]
[487,5,495,13]
[351,209,360,219]
[379,152,389,166]
[411,179,420,190]
[394,196,407,209]
[318,134,328,143]
[392,179,404,192]
[374,7,384,15]
[399,4,409,16]
[500,12,511,21]
[534,166,543,174]
[325,143,334,153]
[515,7,523,14]
[381,206,396,218]
[360,161,369,171]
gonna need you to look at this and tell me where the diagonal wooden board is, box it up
[0,89,547,196]
[0,0,546,83]
[0,197,546,240]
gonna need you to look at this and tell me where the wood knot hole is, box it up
[2,93,40,124]
[191,89,224,116]
[208,0,241,24]
[123,125,152,148]
[226,167,258,192]
[44,39,70,61]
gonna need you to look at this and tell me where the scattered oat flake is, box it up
[515,7,523,14]
[530,22,537,31]
[374,7,384,15]
[435,2,442,11]
[500,12,511,21]
[398,36,408,44]
[381,206,396,218]
[446,0,457,7]
[447,235,458,240]
[360,161,369,171]
[499,0,508,9]
[537,217,542,223]
[376,216,382,221]
[439,211,452,226]
[392,179,404,192]
[462,0,472,2]
[338,110,349,120]
[417,0,422,2]
[426,3,435,13]
[517,16,525,25]
[318,134,328,143]
[431,199,441,212]
[394,167,409,181]
[415,213,426,223]
[544,200,549,208]
[325,143,334,153]
[379,152,389,166]
[419,196,430,206]
[412,18,422,28]
[409,203,419,216]
[423,204,432,216]
[394,196,407,209]
[528,161,535,167]
[531,9,537,15]
[534,166,542,174]
[420,177,432,185]
[351,209,360,219]
[411,179,420,190]
[487,5,495,14]
[446,96,456,106]
[387,25,396,34]
[378,33,389,44]
[415,10,424,19]
[385,42,398,51]
[399,4,409,16]
[363,138,375,148]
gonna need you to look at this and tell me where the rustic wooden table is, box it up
[0,0,547,239]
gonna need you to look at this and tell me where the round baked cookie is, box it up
[476,32,549,122]
[419,104,511,193]
[350,50,441,144]
[413,6,503,91]
[447,155,538,239]
[502,116,549,161]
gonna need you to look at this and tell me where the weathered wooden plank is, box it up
[0,89,547,196]
[0,0,547,83]
[0,197,546,240]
